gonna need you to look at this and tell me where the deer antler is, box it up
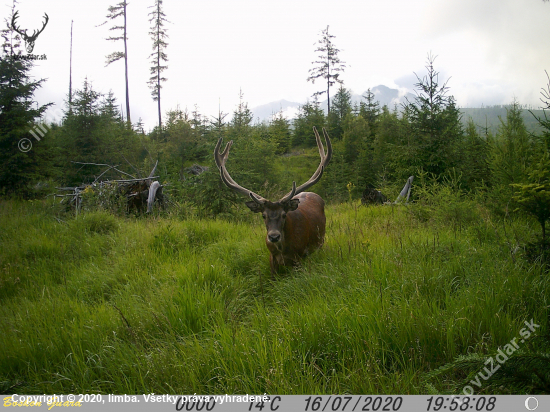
[214,128,331,205]
[279,127,332,203]
[28,13,49,41]
[11,11,26,38]
[214,137,267,204]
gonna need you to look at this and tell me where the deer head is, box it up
[11,11,49,54]
[215,127,332,248]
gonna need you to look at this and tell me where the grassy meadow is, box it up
[0,197,549,394]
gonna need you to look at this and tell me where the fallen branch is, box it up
[71,161,136,180]
[56,161,164,214]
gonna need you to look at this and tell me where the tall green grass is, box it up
[0,199,548,394]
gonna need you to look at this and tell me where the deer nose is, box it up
[268,233,281,243]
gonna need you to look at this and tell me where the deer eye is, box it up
[262,213,266,219]
[282,212,287,219]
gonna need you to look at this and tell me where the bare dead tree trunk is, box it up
[69,20,73,114]
[156,17,161,128]
[326,49,330,114]
[123,2,131,126]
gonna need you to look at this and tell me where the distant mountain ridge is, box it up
[461,107,544,135]
[251,86,545,134]
[369,85,415,108]
[251,85,415,122]
[251,100,301,122]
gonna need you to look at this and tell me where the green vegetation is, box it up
[3,11,550,395]
[1,195,548,394]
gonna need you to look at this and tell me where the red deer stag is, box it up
[214,127,332,276]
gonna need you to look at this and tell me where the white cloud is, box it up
[4,0,550,129]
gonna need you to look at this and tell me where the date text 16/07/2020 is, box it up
[271,396,497,412]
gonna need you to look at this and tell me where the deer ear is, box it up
[245,201,264,213]
[285,199,300,212]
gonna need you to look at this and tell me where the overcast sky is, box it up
[3,0,550,130]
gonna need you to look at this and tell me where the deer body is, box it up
[264,192,325,273]
[215,127,332,277]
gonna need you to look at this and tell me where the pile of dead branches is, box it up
[55,161,165,215]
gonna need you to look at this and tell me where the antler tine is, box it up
[278,126,332,202]
[214,135,231,166]
[279,181,297,203]
[34,13,49,38]
[11,11,25,36]
[214,137,266,203]
[28,13,48,40]
[322,127,333,165]
[314,126,326,160]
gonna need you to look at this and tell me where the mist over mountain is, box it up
[251,86,544,134]
[251,100,302,122]
[368,85,416,108]
[461,106,544,135]
[251,85,415,122]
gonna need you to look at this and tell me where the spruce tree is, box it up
[61,79,139,185]
[489,100,533,188]
[0,5,51,195]
[269,112,291,154]
[210,104,228,140]
[374,105,411,182]
[100,90,120,122]
[148,0,169,128]
[359,88,381,142]
[459,119,489,191]
[62,78,103,183]
[328,85,352,140]
[228,90,254,141]
[511,153,550,242]
[343,113,368,164]
[403,54,463,178]
[2,0,21,56]
[307,25,346,114]
[293,99,325,147]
